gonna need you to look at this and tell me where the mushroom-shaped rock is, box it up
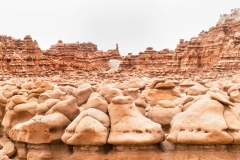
[61,108,109,145]
[9,112,70,144]
[149,79,165,89]
[123,88,139,101]
[146,100,181,126]
[2,101,38,136]
[186,83,208,96]
[72,83,94,106]
[154,80,175,89]
[107,96,165,145]
[99,86,123,103]
[166,98,233,144]
[134,96,148,115]
[143,88,180,106]
[112,80,146,90]
[50,89,66,99]
[45,97,80,121]
[83,92,108,113]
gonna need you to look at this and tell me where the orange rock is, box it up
[108,96,165,145]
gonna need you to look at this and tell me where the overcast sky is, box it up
[0,0,239,55]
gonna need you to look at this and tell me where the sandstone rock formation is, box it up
[118,8,240,76]
[107,96,165,145]
[167,97,233,144]
[0,36,121,77]
[61,92,109,146]
[146,100,181,127]
[1,73,240,159]
[143,79,181,106]
[0,9,240,77]
[1,8,240,160]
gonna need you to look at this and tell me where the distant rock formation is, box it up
[118,8,240,76]
[217,8,240,25]
[0,36,121,76]
[0,9,240,77]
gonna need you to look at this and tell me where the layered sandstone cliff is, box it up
[118,8,240,76]
[0,37,121,77]
[1,9,240,160]
[0,9,240,77]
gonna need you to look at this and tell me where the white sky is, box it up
[0,0,239,55]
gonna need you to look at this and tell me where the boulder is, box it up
[38,91,52,104]
[61,108,109,145]
[210,92,234,107]
[143,89,181,106]
[72,83,94,106]
[45,97,80,121]
[167,98,233,144]
[123,88,139,101]
[36,99,61,115]
[149,79,165,89]
[107,96,165,145]
[146,100,181,126]
[9,112,70,144]
[99,86,123,103]
[112,80,146,90]
[50,89,66,99]
[186,83,208,96]
[83,92,108,113]
[134,96,148,115]
[2,101,38,136]
[154,80,175,89]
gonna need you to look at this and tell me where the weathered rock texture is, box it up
[0,36,121,76]
[0,9,240,77]
[1,73,240,159]
[119,8,240,76]
[1,8,240,160]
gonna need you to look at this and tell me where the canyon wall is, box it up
[0,9,240,77]
[0,37,121,76]
[119,8,240,76]
[1,9,240,160]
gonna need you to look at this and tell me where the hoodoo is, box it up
[1,9,240,160]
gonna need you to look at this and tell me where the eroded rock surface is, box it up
[0,8,240,160]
